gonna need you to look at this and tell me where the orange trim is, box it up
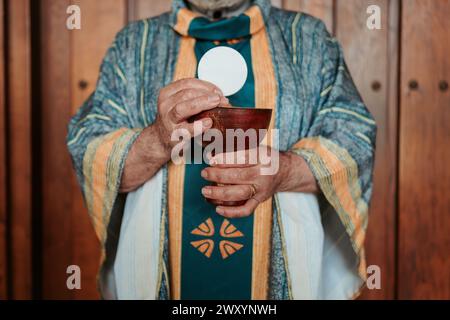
[250,16,277,299]
[168,35,197,300]
[173,8,200,36]
[90,129,128,240]
[293,139,366,249]
[245,6,266,35]
[170,6,276,298]
[168,162,186,300]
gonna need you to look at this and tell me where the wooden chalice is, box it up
[191,107,273,207]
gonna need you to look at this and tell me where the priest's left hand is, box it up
[201,148,319,218]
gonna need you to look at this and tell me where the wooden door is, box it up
[128,0,171,20]
[398,0,450,299]
[38,0,400,300]
[335,0,399,300]
[285,0,399,300]
[40,0,127,299]
[6,0,33,300]
[0,0,7,300]
[283,0,334,33]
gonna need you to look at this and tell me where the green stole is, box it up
[168,5,276,300]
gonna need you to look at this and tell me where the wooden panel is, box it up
[283,0,334,33]
[71,0,127,300]
[398,0,450,299]
[128,0,281,21]
[41,0,127,299]
[271,0,282,8]
[335,0,398,300]
[6,0,33,299]
[128,0,171,21]
[0,0,7,300]
[41,0,74,300]
[71,0,127,108]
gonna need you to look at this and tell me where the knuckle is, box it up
[245,186,253,198]
[207,168,216,180]
[247,168,259,180]
[182,89,197,100]
[172,105,183,121]
[222,188,232,200]
[190,98,202,110]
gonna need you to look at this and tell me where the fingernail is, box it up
[216,207,224,215]
[214,88,223,96]
[209,158,217,166]
[203,118,213,128]
[202,188,211,196]
[201,170,208,179]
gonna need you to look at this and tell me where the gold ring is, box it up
[249,184,257,198]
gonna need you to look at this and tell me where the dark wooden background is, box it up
[0,0,449,300]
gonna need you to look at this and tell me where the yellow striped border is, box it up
[82,128,143,263]
[245,5,266,35]
[168,35,197,300]
[169,5,277,300]
[173,8,200,36]
[250,6,277,300]
[292,137,368,279]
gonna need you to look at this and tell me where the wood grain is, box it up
[398,0,450,299]
[283,0,334,33]
[0,0,7,300]
[128,0,281,21]
[25,0,450,300]
[6,0,33,299]
[40,0,74,300]
[335,0,398,300]
[128,0,171,21]
[71,0,127,300]
[40,0,127,299]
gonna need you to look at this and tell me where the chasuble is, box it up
[67,0,376,300]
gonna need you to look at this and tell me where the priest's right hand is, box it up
[154,78,228,153]
[120,78,227,193]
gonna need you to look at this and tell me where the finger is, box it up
[201,167,259,185]
[159,78,223,100]
[209,149,260,168]
[177,118,213,138]
[161,88,217,111]
[201,185,254,202]
[169,94,221,123]
[216,198,260,218]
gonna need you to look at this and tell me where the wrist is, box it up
[274,152,294,193]
[153,119,172,155]
[137,123,171,164]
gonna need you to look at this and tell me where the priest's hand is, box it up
[200,148,319,218]
[153,78,229,151]
[120,78,228,193]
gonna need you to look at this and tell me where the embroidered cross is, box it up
[190,218,244,259]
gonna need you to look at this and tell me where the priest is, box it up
[67,0,377,300]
